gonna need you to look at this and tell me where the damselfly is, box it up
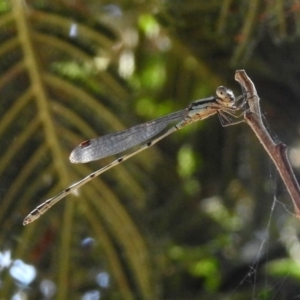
[23,86,245,225]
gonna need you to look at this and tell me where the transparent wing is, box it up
[69,109,187,163]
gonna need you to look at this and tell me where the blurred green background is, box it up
[1,0,300,299]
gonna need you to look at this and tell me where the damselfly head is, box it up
[216,86,235,104]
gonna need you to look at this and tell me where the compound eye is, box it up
[216,86,235,102]
[216,86,227,98]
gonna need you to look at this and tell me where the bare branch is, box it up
[235,69,300,218]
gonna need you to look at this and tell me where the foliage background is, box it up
[1,0,300,299]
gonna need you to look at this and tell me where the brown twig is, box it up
[235,69,300,218]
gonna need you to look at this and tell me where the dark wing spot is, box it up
[80,140,91,148]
